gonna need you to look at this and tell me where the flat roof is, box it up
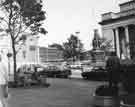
[99,14,135,25]
[119,0,134,6]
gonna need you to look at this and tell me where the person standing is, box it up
[106,52,121,94]
[0,54,9,107]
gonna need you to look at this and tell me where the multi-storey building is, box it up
[0,34,64,74]
[17,35,39,65]
[99,0,135,59]
[39,47,64,65]
[0,34,39,74]
[0,36,11,61]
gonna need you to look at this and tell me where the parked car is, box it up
[81,66,108,81]
[17,64,46,73]
[70,64,82,69]
[91,66,106,72]
[70,61,82,69]
[44,65,71,78]
[16,64,47,87]
[82,65,93,72]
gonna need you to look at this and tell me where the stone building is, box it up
[99,0,135,59]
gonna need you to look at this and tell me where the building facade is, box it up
[39,47,64,65]
[0,33,39,74]
[99,0,135,59]
[17,35,39,65]
[0,34,64,74]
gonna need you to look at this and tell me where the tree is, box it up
[63,34,83,61]
[0,0,47,86]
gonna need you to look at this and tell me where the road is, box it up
[8,78,104,107]
[70,69,83,78]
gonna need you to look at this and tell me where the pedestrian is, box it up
[0,54,9,107]
[106,52,121,94]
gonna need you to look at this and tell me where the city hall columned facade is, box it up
[99,0,135,59]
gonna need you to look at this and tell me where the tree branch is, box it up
[14,13,22,41]
[15,42,25,54]
[0,17,9,25]
[20,25,31,33]
[8,0,14,44]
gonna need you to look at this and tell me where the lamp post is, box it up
[7,52,12,75]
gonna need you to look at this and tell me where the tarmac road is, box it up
[8,78,104,107]
[70,68,83,78]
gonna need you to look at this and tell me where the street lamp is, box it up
[7,52,12,75]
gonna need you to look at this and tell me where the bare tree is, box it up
[0,0,47,86]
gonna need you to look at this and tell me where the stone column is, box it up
[121,38,126,59]
[114,28,120,58]
[124,25,130,59]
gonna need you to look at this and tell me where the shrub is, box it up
[121,64,135,94]
[122,94,135,105]
[95,85,118,96]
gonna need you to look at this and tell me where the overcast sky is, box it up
[38,0,130,50]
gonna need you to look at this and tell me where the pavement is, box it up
[8,78,104,107]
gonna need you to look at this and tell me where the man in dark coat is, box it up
[106,52,121,90]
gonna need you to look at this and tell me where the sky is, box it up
[38,0,130,50]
